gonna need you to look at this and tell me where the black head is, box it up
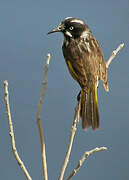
[48,17,91,39]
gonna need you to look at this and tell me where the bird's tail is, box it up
[80,84,100,130]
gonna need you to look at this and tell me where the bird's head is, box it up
[48,17,91,39]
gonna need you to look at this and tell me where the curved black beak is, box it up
[48,24,63,35]
[48,27,61,34]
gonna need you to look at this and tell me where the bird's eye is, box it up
[69,26,74,30]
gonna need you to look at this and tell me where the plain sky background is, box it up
[0,0,129,180]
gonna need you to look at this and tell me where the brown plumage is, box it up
[62,31,108,130]
[48,17,109,130]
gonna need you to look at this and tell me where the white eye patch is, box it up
[69,26,74,30]
[65,30,72,37]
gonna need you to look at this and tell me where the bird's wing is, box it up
[62,35,108,91]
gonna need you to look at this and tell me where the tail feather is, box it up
[81,84,100,130]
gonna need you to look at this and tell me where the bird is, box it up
[48,17,109,130]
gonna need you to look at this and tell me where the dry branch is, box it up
[4,81,32,180]
[106,43,124,68]
[58,101,81,180]
[66,147,107,180]
[36,53,51,180]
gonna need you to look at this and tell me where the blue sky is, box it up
[0,0,129,179]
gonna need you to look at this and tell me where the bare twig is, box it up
[67,147,107,180]
[4,81,32,180]
[36,53,51,180]
[106,43,124,68]
[58,101,81,180]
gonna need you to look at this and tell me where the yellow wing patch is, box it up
[94,83,98,104]
[67,60,78,81]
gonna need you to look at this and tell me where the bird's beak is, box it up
[48,25,62,34]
